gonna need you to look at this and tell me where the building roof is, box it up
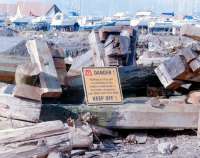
[16,1,59,17]
[0,1,61,17]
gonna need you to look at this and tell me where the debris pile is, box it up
[0,37,115,157]
[137,34,198,66]
[66,26,163,100]
[0,24,200,157]
[68,26,137,75]
[155,44,200,90]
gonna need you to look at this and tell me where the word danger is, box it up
[85,69,112,76]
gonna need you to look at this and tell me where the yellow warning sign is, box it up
[82,67,123,105]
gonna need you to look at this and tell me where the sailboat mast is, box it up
[80,0,82,15]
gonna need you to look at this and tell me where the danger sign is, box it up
[82,67,123,105]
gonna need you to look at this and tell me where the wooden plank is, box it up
[68,50,94,74]
[48,43,65,58]
[0,66,16,83]
[48,152,63,158]
[181,47,198,63]
[99,30,109,42]
[163,55,189,80]
[181,24,200,41]
[104,56,121,66]
[51,56,67,85]
[137,57,170,67]
[0,117,35,130]
[13,84,42,102]
[69,126,93,149]
[57,69,67,86]
[154,54,198,89]
[0,121,71,158]
[188,74,200,82]
[99,26,132,42]
[0,121,65,144]
[88,31,105,66]
[104,36,115,56]
[26,40,62,98]
[0,135,70,158]
[187,91,200,104]
[90,125,117,137]
[104,35,115,48]
[0,55,29,66]
[192,43,200,53]
[1,84,41,100]
[0,121,93,158]
[63,100,200,129]
[53,57,66,69]
[189,57,200,73]
[0,56,30,83]
[15,63,40,86]
[119,31,131,55]
[154,63,183,89]
[198,112,200,138]
[104,35,122,57]
[0,94,41,122]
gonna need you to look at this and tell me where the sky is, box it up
[0,0,199,16]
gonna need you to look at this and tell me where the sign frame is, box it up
[81,67,123,105]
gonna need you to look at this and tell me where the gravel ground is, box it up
[71,130,200,158]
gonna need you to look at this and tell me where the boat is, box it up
[9,5,32,29]
[111,12,131,26]
[0,16,6,27]
[78,16,115,31]
[51,12,79,31]
[130,11,156,34]
[148,19,174,35]
[135,11,153,19]
[31,16,50,31]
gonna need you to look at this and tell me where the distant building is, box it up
[0,1,61,18]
